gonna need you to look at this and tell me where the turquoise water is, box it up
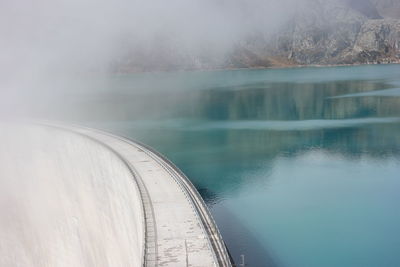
[48,64,400,266]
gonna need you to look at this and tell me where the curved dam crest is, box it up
[0,123,231,267]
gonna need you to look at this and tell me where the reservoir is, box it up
[42,64,400,267]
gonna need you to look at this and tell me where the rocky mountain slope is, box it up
[231,0,400,68]
[115,0,400,71]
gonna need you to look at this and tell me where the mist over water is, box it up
[1,0,396,119]
[1,0,303,120]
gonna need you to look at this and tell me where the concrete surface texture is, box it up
[0,124,145,267]
[0,123,231,267]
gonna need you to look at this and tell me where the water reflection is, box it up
[329,87,400,98]
[118,122,400,200]
[191,80,397,120]
[32,65,400,267]
[33,69,400,122]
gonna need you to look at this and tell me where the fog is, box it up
[0,0,313,119]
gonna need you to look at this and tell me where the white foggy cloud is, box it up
[0,0,304,118]
[0,0,301,73]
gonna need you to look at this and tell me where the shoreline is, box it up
[111,61,400,76]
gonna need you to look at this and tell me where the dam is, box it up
[0,123,232,267]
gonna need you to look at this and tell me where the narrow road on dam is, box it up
[0,122,232,267]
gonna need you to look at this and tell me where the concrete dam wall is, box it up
[0,123,231,267]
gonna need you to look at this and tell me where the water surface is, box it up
[43,64,400,267]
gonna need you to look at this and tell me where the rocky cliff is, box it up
[232,0,400,68]
[115,0,400,71]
